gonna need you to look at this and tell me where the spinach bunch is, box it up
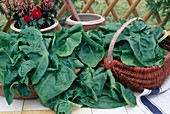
[39,67,136,114]
[99,20,168,67]
[0,28,50,104]
[52,24,105,67]
[0,25,136,114]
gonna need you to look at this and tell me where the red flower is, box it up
[24,15,31,23]
[31,9,42,19]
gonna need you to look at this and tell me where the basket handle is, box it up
[107,17,143,63]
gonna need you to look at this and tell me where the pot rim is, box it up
[10,20,59,33]
[66,13,105,26]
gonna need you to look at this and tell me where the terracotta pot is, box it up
[66,13,105,31]
[0,83,38,99]
[10,20,59,33]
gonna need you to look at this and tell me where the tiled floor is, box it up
[0,96,145,114]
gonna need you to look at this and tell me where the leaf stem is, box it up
[158,30,169,43]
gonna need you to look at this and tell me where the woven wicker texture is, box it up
[101,18,170,92]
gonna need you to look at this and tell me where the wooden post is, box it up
[127,0,139,17]
[57,4,67,20]
[123,0,141,19]
[155,11,162,25]
[81,0,95,13]
[63,0,81,21]
[143,11,153,22]
[3,20,13,33]
[159,13,170,28]
[105,0,119,22]
[103,0,118,18]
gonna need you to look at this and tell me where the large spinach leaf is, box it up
[53,25,83,57]
[34,65,77,103]
[76,32,105,67]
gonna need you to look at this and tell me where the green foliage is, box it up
[53,24,105,67]
[76,32,105,67]
[34,65,77,104]
[145,0,170,27]
[145,0,170,15]
[0,16,168,113]
[40,67,136,114]
[0,24,137,114]
[53,25,83,57]
[98,19,168,67]
[0,27,49,104]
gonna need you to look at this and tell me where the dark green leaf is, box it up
[77,32,105,67]
[54,32,82,57]
[34,66,76,103]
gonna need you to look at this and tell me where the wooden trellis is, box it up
[0,0,168,32]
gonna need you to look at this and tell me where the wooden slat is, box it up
[155,11,162,25]
[81,0,95,13]
[127,0,139,17]
[103,0,118,17]
[63,0,81,21]
[57,4,67,20]
[143,11,153,22]
[105,0,119,21]
[3,20,13,33]
[0,3,7,15]
[82,0,95,13]
[159,13,170,27]
[123,0,141,19]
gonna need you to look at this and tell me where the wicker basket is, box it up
[101,18,170,92]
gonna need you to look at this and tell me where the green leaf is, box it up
[38,18,45,25]
[77,32,105,67]
[54,31,82,57]
[115,82,137,106]
[56,101,72,114]
[79,96,127,108]
[49,53,59,69]
[153,26,163,41]
[78,67,107,101]
[18,60,36,77]
[0,68,4,84]
[4,84,15,105]
[34,65,77,103]
[67,24,83,33]
[106,70,136,106]
[31,54,49,85]
[131,19,146,32]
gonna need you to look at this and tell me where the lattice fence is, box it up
[0,0,169,32]
[58,0,167,25]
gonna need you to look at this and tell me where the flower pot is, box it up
[0,83,38,99]
[66,13,105,31]
[10,20,59,33]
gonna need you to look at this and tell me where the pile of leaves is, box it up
[0,19,168,114]
[0,25,136,114]
[98,19,168,67]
